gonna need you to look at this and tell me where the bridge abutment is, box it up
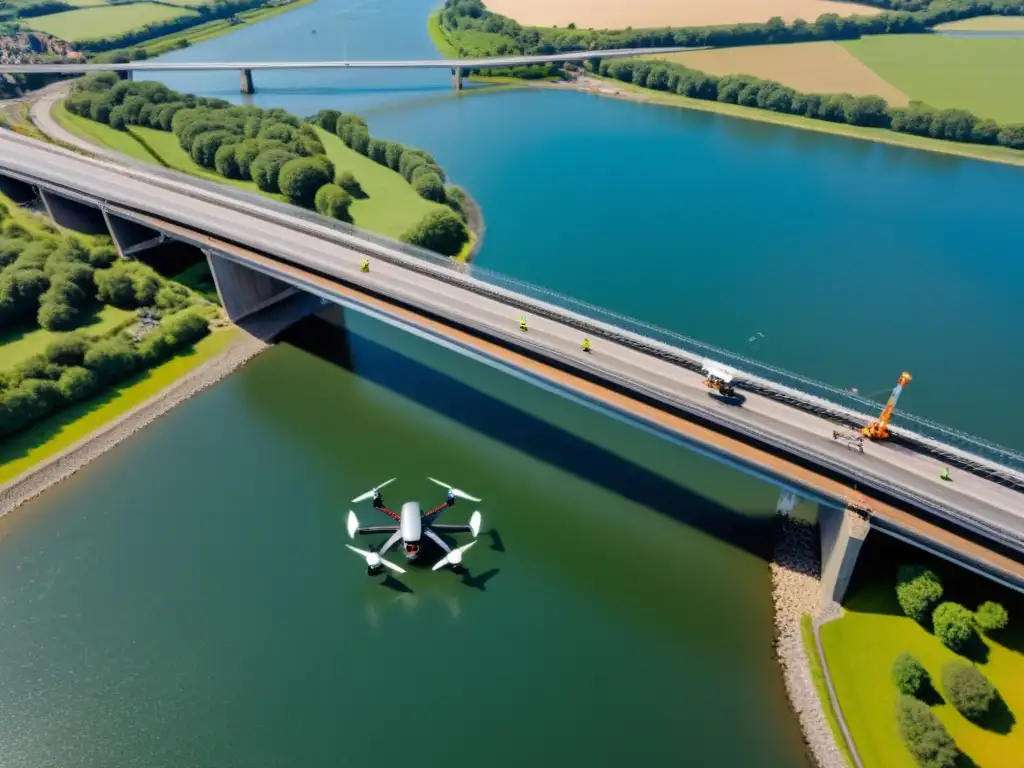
[38,189,108,235]
[241,68,255,95]
[205,249,296,324]
[818,505,870,608]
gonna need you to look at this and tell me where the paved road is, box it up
[0,48,689,75]
[0,130,1022,560]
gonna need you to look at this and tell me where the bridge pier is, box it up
[818,505,870,608]
[205,249,296,324]
[240,68,255,95]
[38,189,108,235]
[452,65,462,92]
[103,211,168,259]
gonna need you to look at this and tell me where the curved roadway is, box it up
[0,130,1022,567]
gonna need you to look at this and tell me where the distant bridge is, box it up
[0,48,691,93]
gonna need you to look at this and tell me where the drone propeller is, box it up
[346,544,406,574]
[346,510,359,539]
[427,477,482,503]
[432,539,478,571]
[351,478,396,504]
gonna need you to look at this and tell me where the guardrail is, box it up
[7,130,1024,486]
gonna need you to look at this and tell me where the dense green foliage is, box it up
[440,0,1024,57]
[941,661,997,722]
[975,601,1009,632]
[896,565,944,622]
[932,602,976,651]
[597,57,1024,152]
[895,695,959,768]
[892,653,930,697]
[401,209,469,257]
[66,75,475,256]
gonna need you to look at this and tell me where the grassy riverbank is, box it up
[801,615,854,768]
[565,76,1024,168]
[820,537,1024,768]
[0,328,237,485]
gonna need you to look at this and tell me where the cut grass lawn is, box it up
[0,305,135,370]
[820,543,1024,768]
[843,35,1024,124]
[653,43,909,106]
[0,328,237,485]
[27,3,195,42]
[800,614,854,768]
[935,15,1024,31]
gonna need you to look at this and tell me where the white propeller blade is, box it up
[346,510,359,539]
[346,544,406,574]
[351,477,396,504]
[432,539,477,571]
[427,477,482,503]
[469,510,482,538]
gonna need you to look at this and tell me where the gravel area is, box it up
[0,331,267,519]
[771,516,850,768]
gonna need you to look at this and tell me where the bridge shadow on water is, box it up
[274,315,777,562]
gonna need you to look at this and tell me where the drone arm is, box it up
[374,501,401,521]
[423,501,450,520]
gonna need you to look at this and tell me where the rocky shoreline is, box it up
[770,516,850,768]
[0,331,267,520]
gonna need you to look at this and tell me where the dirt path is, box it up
[0,331,268,519]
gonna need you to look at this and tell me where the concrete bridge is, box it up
[1,130,1022,608]
[0,48,690,93]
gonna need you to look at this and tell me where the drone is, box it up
[345,477,483,575]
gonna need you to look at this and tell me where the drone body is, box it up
[345,478,482,574]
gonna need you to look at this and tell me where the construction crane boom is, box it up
[862,371,912,440]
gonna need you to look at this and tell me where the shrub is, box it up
[314,184,353,222]
[160,307,209,348]
[941,661,996,722]
[401,209,469,257]
[335,171,365,198]
[108,106,127,131]
[896,695,958,768]
[933,602,976,652]
[45,333,88,366]
[975,601,1008,633]
[367,137,388,164]
[384,141,404,170]
[214,143,241,179]
[445,184,467,219]
[83,336,137,384]
[89,244,119,268]
[896,565,943,622]
[154,282,191,311]
[892,653,930,697]
[233,138,263,179]
[190,129,237,169]
[94,261,160,309]
[412,171,445,202]
[277,157,331,208]
[250,149,295,193]
[349,126,370,155]
[37,298,79,331]
[57,366,98,402]
[310,109,341,130]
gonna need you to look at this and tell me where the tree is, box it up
[94,261,160,309]
[384,141,404,170]
[401,209,469,257]
[89,244,119,268]
[190,129,237,169]
[997,124,1024,150]
[214,142,241,179]
[45,333,88,366]
[160,307,209,348]
[57,365,98,402]
[250,149,296,193]
[335,171,365,198]
[444,184,468,220]
[349,126,371,155]
[314,184,353,222]
[367,138,388,164]
[896,695,958,768]
[277,157,332,208]
[412,172,445,202]
[975,601,1008,633]
[233,138,263,179]
[310,109,341,130]
[933,603,976,652]
[108,105,127,131]
[895,565,943,622]
[892,653,929,697]
[83,336,137,384]
[941,661,996,722]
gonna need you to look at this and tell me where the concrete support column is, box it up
[117,70,134,81]
[241,68,255,95]
[818,505,870,608]
[452,65,462,92]
[103,211,165,259]
[776,489,799,517]
[205,249,295,323]
[38,189,108,234]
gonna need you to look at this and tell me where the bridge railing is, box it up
[28,133,1024,479]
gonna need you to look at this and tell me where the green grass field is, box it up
[801,615,854,767]
[935,15,1024,31]
[0,305,134,370]
[427,9,459,58]
[65,0,110,8]
[27,3,195,42]
[820,547,1024,768]
[843,35,1024,124]
[0,328,237,485]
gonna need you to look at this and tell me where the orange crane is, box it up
[862,371,912,440]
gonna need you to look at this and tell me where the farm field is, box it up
[65,0,109,7]
[935,15,1024,31]
[655,42,909,105]
[27,3,195,42]
[820,538,1024,768]
[843,35,1024,123]
[483,0,880,30]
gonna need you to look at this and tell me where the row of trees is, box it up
[0,1,72,22]
[890,565,1013,767]
[598,58,1024,150]
[66,75,471,257]
[0,306,210,439]
[441,0,1024,56]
